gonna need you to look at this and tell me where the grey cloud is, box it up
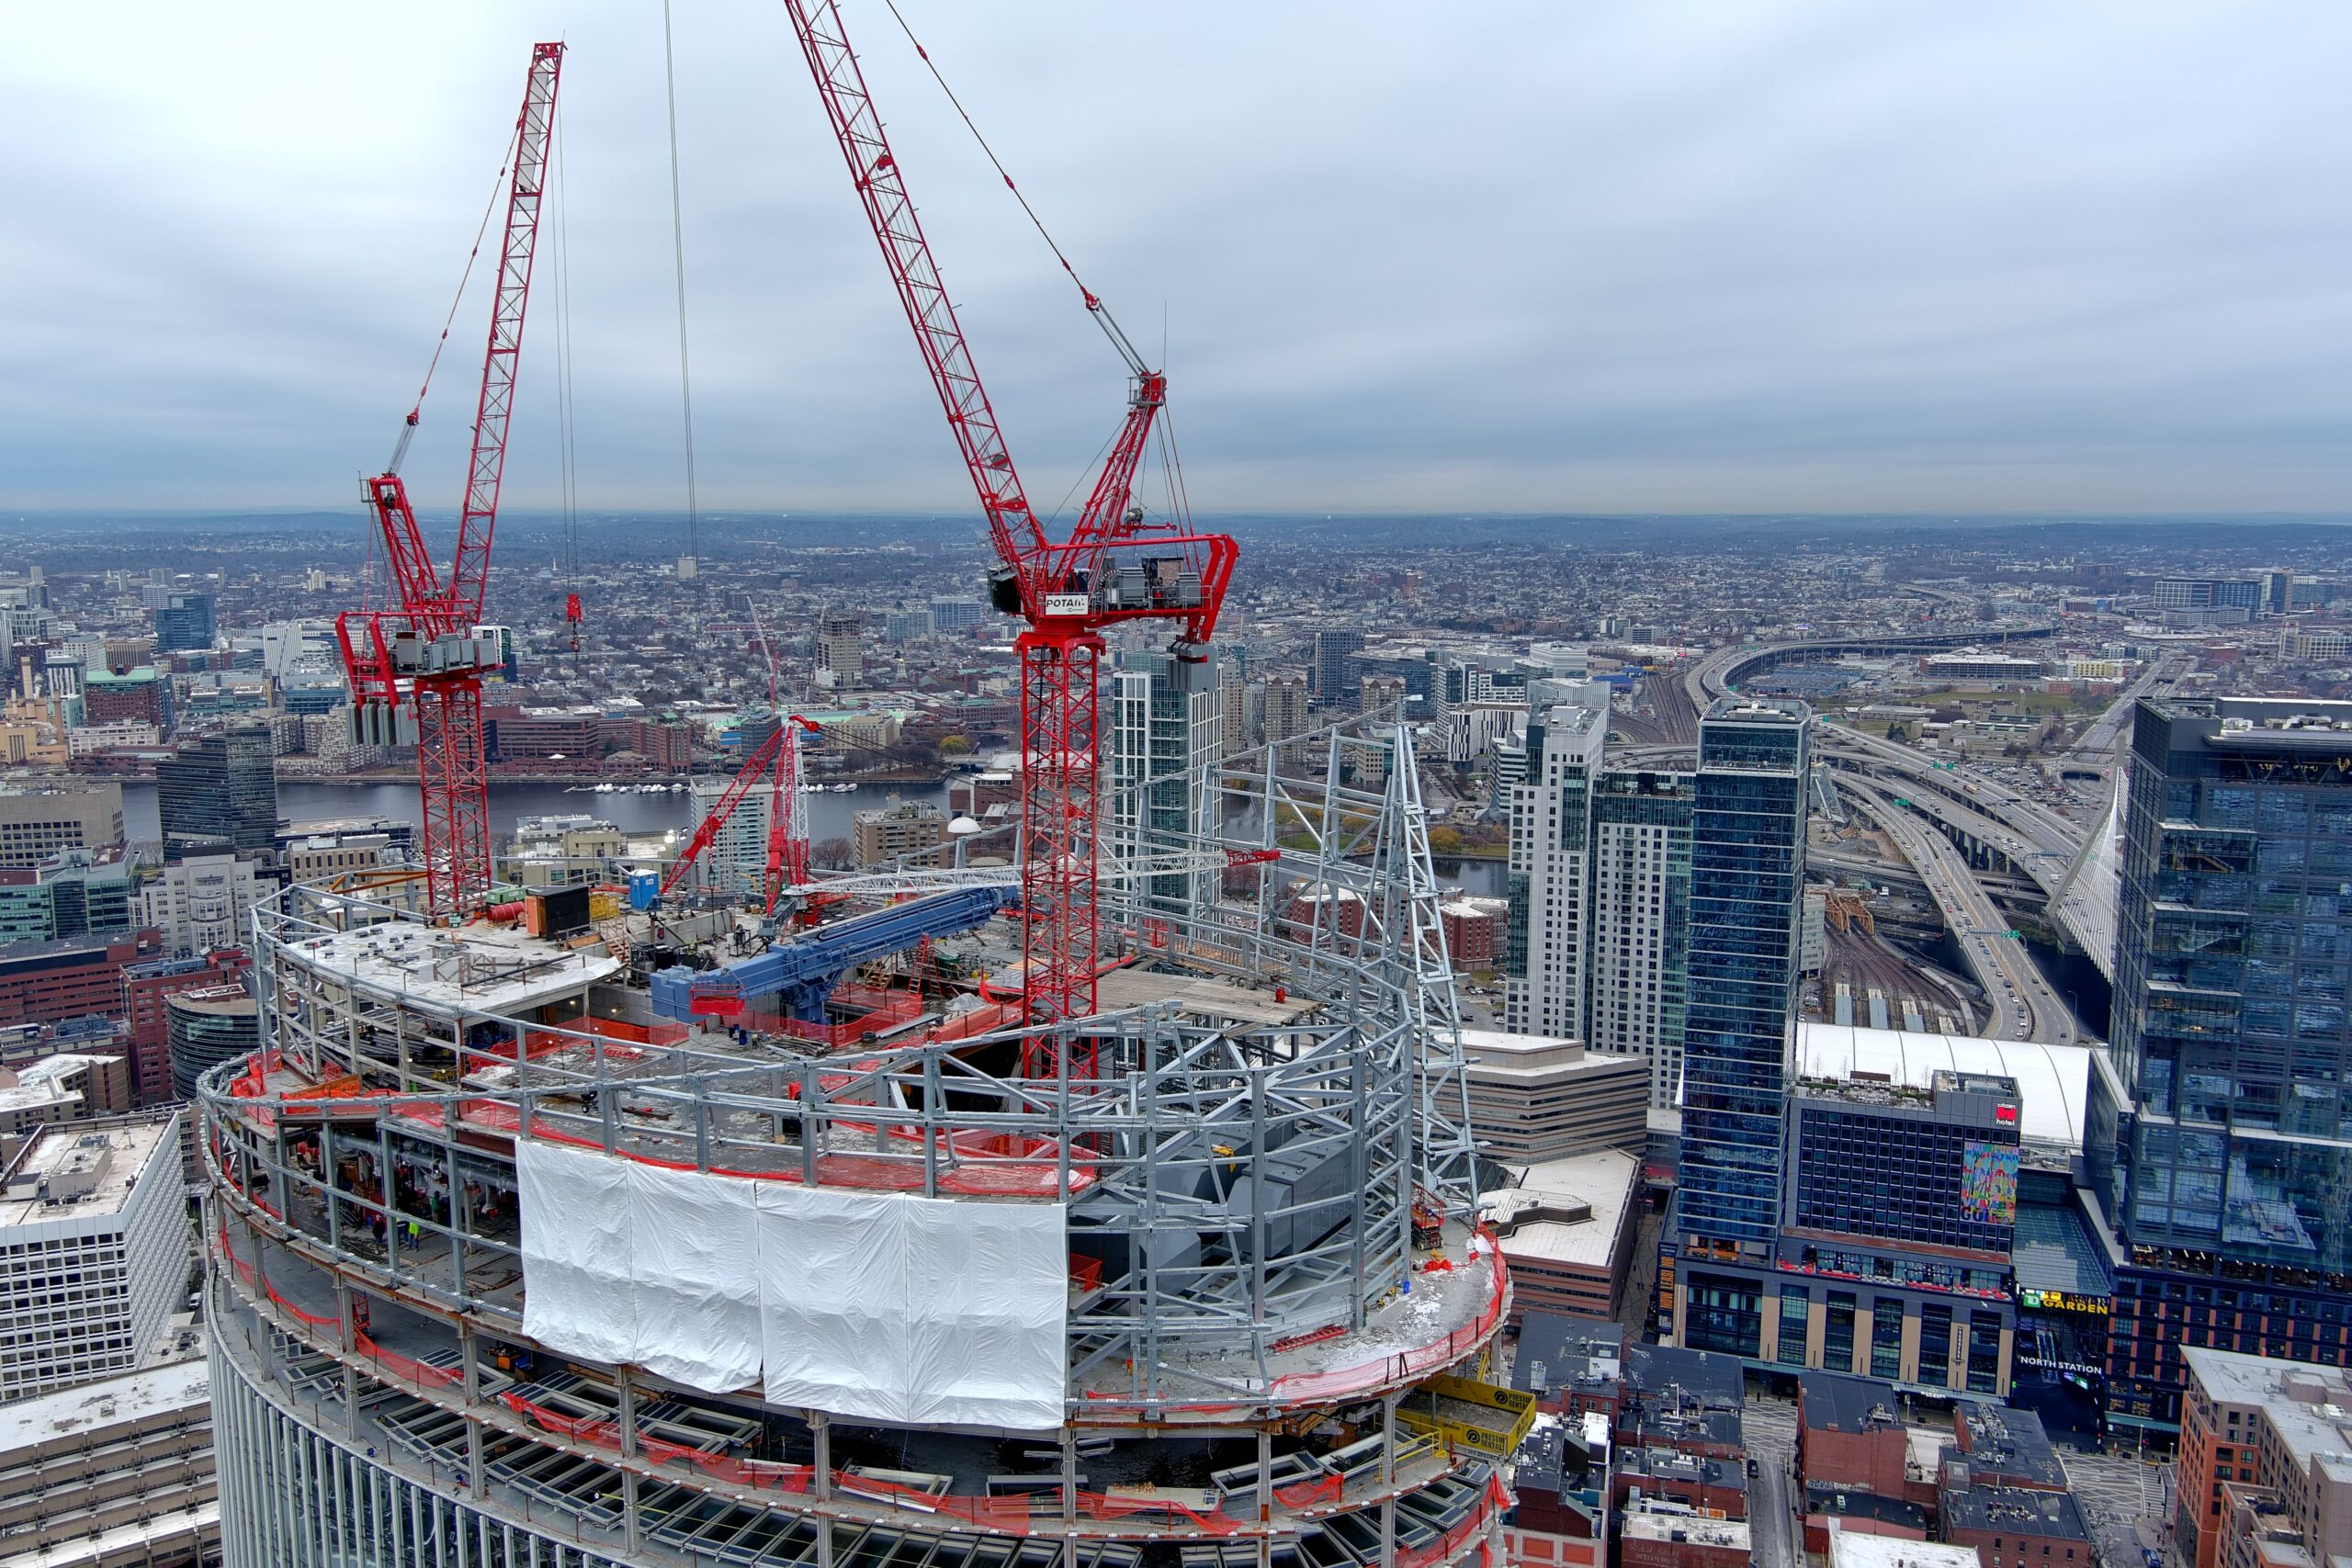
[0,0,2343,514]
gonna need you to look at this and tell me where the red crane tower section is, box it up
[336,42,564,921]
[782,2,1237,1032]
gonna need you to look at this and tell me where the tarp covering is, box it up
[517,1138,637,1369]
[515,1139,1067,1426]
[759,1181,1068,1430]
[628,1159,766,1393]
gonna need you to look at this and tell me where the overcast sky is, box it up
[2,2,2345,516]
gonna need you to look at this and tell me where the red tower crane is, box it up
[336,42,565,921]
[782,2,1238,1032]
[661,715,820,911]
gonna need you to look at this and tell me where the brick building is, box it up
[121,949,250,1106]
[1939,1485,2090,1568]
[0,931,164,1029]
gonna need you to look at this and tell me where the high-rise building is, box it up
[81,666,173,731]
[0,852,134,944]
[1502,704,1608,1039]
[684,775,772,896]
[850,797,949,869]
[2151,577,2263,626]
[0,1355,218,1567]
[2174,1348,2352,1568]
[121,948,252,1107]
[1586,770,1694,1110]
[139,852,266,956]
[1311,627,1363,709]
[153,592,215,653]
[156,723,277,858]
[0,1113,188,1402]
[0,930,164,1029]
[1357,672,1408,718]
[816,612,865,687]
[165,985,259,1100]
[1217,660,1250,759]
[0,784,124,869]
[2095,696,2352,1430]
[1107,649,1222,913]
[1675,699,1811,1299]
[1263,670,1311,767]
[926,595,985,632]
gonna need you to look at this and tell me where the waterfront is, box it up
[121,777,951,848]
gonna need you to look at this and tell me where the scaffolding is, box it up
[203,723,1507,1565]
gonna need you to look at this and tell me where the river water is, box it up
[119,776,1504,894]
[120,778,949,847]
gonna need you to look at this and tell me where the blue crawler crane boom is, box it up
[650,885,1014,1024]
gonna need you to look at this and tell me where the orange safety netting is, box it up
[1259,1234,1507,1406]
[361,1333,463,1389]
[266,1281,342,1331]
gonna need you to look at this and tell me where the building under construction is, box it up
[202,726,1526,1568]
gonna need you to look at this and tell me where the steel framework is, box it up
[781,1,1237,1030]
[336,41,563,921]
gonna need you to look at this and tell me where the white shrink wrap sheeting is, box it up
[627,1161,765,1393]
[758,1182,1068,1431]
[903,1196,1069,1429]
[515,1138,1069,1427]
[516,1139,638,1369]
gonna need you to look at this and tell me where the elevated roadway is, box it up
[1838,777,2079,1046]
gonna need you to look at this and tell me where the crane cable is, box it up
[406,124,521,434]
[660,0,702,580]
[551,73,584,658]
[877,0,1147,375]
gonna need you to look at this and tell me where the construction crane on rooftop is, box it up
[781,1,1238,1039]
[335,41,564,922]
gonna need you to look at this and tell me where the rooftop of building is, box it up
[1091,967,1317,1030]
[280,919,622,1016]
[0,1052,119,1116]
[1941,1483,2087,1540]
[2182,1346,2352,1481]
[1616,1444,1747,1493]
[1512,1311,1625,1401]
[1795,1022,2089,1150]
[1458,1027,1640,1081]
[1480,1149,1639,1270]
[1620,1508,1751,1550]
[1824,1533,1974,1568]
[2010,1193,2115,1298]
[1624,1342,1747,1414]
[1802,1371,1911,1436]
[0,1353,209,1454]
[1510,1415,1602,1499]
[1951,1400,2064,1487]
[0,931,147,965]
[164,985,254,1019]
[0,1116,174,1226]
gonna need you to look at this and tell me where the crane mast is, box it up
[782,1,1237,1032]
[336,41,564,921]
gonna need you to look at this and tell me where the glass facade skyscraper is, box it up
[1677,697,1811,1258]
[156,722,278,858]
[2097,695,2352,1428]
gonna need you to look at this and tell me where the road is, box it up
[2066,653,2192,767]
[1741,1391,1804,1568]
[1841,777,2078,1044]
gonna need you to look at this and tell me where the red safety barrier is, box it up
[359,1333,463,1389]
[266,1281,343,1331]
[385,1093,1097,1198]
